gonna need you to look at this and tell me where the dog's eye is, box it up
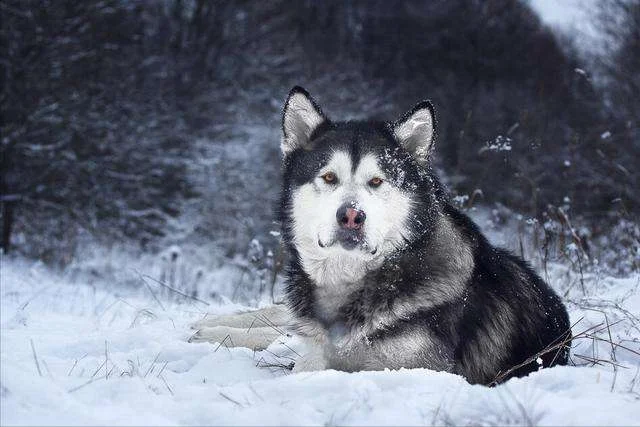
[321,172,337,184]
[369,177,383,188]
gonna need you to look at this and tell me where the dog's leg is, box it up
[189,304,292,350]
[292,339,327,372]
[291,320,329,372]
[188,325,283,350]
[191,303,291,330]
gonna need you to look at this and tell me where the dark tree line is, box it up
[1,0,638,264]
[286,0,637,219]
[0,1,212,260]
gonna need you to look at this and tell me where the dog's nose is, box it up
[336,204,366,229]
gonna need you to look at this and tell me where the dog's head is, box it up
[279,86,439,286]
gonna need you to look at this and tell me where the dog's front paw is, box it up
[190,304,291,330]
[189,325,234,344]
[189,325,283,351]
[190,315,228,331]
[292,350,327,372]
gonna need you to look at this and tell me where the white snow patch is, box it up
[2,222,639,426]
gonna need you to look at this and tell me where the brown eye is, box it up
[369,177,383,187]
[322,172,337,184]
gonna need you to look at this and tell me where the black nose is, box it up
[336,204,366,230]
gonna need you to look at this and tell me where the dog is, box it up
[190,86,572,385]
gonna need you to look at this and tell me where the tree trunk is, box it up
[2,200,15,254]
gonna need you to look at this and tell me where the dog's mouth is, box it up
[318,231,378,255]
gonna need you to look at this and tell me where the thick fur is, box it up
[192,87,571,385]
[278,87,571,384]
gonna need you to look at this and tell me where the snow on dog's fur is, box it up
[191,86,571,385]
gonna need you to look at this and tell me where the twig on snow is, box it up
[30,339,42,377]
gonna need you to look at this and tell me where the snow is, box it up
[483,135,513,153]
[529,0,594,29]
[2,217,640,425]
[529,0,605,56]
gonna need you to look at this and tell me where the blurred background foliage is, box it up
[1,0,638,273]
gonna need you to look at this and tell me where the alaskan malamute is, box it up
[191,86,571,385]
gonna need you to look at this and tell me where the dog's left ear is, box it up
[281,86,327,156]
[391,101,436,164]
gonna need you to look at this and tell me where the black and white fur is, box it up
[191,86,571,385]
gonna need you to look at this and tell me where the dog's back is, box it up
[441,206,570,384]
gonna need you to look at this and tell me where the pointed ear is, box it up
[391,101,436,164]
[281,86,327,156]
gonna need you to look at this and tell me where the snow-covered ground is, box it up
[2,209,639,426]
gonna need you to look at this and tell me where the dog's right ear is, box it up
[281,86,327,156]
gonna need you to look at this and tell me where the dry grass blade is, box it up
[144,352,162,378]
[41,359,54,378]
[605,313,618,391]
[262,348,296,362]
[246,316,259,333]
[573,354,628,369]
[254,313,289,337]
[214,334,235,352]
[91,360,107,379]
[134,270,166,311]
[255,358,294,371]
[106,365,117,379]
[219,391,244,407]
[104,340,109,380]
[491,318,602,385]
[248,383,265,402]
[156,361,169,378]
[278,340,302,358]
[493,311,638,387]
[130,309,158,328]
[30,339,42,377]
[142,274,210,306]
[68,376,102,393]
[630,365,640,393]
[584,335,640,357]
[68,353,88,377]
[159,374,174,396]
[68,359,79,376]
